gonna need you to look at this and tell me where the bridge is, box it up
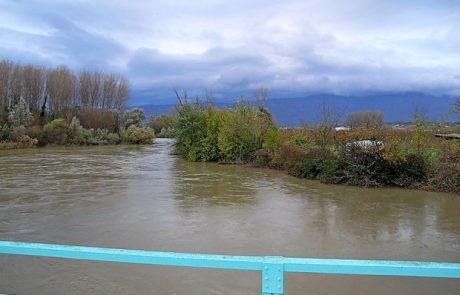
[1,241,459,294]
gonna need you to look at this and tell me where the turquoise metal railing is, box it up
[1,241,459,294]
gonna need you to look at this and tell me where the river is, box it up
[0,138,459,294]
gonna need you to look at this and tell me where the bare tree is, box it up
[0,60,13,123]
[454,98,460,113]
[312,101,340,156]
[253,86,268,108]
[346,111,384,129]
[46,66,77,117]
[102,73,119,109]
[412,104,428,126]
[22,64,46,115]
[10,64,24,107]
[114,76,129,110]
[174,88,188,105]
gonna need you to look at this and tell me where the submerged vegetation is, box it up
[171,99,460,194]
[0,60,154,148]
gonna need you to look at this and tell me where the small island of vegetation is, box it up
[169,93,460,194]
[0,60,154,149]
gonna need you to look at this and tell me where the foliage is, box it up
[0,124,9,141]
[171,102,211,161]
[218,105,275,162]
[121,125,155,144]
[288,132,310,148]
[78,109,122,133]
[125,108,146,128]
[263,127,282,153]
[148,114,174,135]
[9,125,26,142]
[8,99,33,127]
[42,119,69,145]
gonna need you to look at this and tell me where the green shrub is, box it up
[289,132,310,148]
[94,128,120,145]
[122,125,155,144]
[8,99,33,127]
[263,127,282,153]
[0,124,9,141]
[42,119,68,145]
[288,155,322,179]
[390,154,428,187]
[172,103,209,160]
[218,105,275,163]
[172,103,222,161]
[125,108,146,128]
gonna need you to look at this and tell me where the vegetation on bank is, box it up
[171,100,460,194]
[0,60,154,148]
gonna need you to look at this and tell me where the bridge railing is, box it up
[1,241,459,294]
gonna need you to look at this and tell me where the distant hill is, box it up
[134,92,458,126]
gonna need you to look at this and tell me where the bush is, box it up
[253,149,273,167]
[263,127,282,153]
[390,154,428,187]
[172,103,206,159]
[125,108,146,128]
[172,103,222,161]
[428,150,460,194]
[340,146,393,187]
[94,128,121,145]
[121,125,155,144]
[8,99,33,127]
[9,125,26,142]
[0,135,38,149]
[148,114,174,135]
[42,119,68,145]
[270,143,307,170]
[288,132,310,148]
[288,155,323,179]
[218,105,275,163]
[0,124,9,141]
[26,125,43,141]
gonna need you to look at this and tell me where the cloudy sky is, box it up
[1,0,459,104]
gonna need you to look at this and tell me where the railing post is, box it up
[262,259,284,295]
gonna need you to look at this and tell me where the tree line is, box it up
[0,60,156,148]
[0,60,129,124]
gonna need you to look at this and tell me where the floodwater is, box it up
[0,138,459,294]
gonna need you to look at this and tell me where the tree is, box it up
[125,108,146,128]
[148,114,174,134]
[8,98,33,127]
[312,101,339,156]
[0,60,13,124]
[253,87,268,108]
[346,111,384,129]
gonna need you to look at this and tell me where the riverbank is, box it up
[171,102,460,194]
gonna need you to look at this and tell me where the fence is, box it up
[1,241,459,294]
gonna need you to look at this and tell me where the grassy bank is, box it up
[171,101,460,194]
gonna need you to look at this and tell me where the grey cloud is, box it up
[1,0,459,104]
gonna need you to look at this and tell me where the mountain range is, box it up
[134,92,458,126]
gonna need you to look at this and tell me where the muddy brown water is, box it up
[0,138,459,294]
